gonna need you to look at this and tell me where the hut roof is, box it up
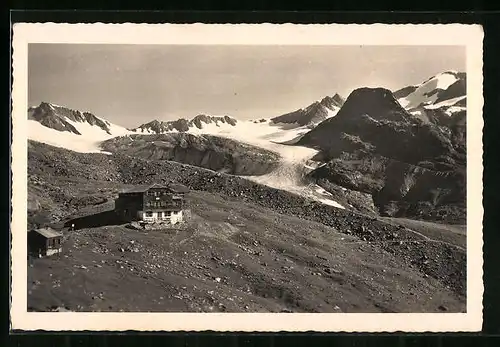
[121,183,190,194]
[33,227,62,239]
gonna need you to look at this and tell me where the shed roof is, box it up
[121,183,190,194]
[121,184,152,193]
[32,227,62,239]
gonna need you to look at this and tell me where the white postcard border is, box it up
[11,23,484,332]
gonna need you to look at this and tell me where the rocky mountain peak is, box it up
[144,119,162,127]
[132,114,238,134]
[271,93,343,127]
[334,87,412,124]
[332,93,345,105]
[38,101,53,109]
[319,93,345,110]
[28,102,114,136]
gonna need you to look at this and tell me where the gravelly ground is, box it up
[26,141,466,313]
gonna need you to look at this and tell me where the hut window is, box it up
[145,211,153,217]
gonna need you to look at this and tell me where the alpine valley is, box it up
[26,71,468,313]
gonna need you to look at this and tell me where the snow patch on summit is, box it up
[28,102,134,153]
[398,72,460,110]
[423,95,466,110]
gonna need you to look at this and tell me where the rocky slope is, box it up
[99,133,280,176]
[270,94,344,127]
[28,140,466,306]
[28,188,464,313]
[298,87,466,223]
[131,114,238,134]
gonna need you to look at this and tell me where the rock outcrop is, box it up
[100,133,280,176]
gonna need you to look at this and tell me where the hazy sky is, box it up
[28,44,465,128]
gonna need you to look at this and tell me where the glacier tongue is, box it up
[247,162,346,210]
[208,121,346,209]
[164,118,345,209]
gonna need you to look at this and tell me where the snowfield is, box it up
[28,117,133,153]
[423,95,466,110]
[398,71,460,110]
[168,119,345,209]
[29,120,113,153]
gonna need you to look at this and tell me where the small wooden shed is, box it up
[28,227,63,258]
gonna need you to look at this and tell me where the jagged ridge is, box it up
[131,114,238,134]
[270,93,344,127]
[28,102,113,135]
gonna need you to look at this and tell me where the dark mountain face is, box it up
[100,133,280,176]
[334,88,411,123]
[271,102,329,127]
[270,93,344,127]
[28,102,112,135]
[298,87,466,223]
[132,115,238,134]
[298,88,418,157]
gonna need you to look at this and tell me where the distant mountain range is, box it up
[131,115,238,134]
[26,70,468,222]
[27,71,466,147]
